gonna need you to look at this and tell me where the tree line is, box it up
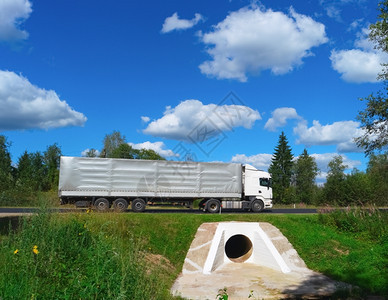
[1,129,387,207]
[0,131,164,206]
[269,131,388,206]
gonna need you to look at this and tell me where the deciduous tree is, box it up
[294,149,319,204]
[367,152,388,205]
[323,155,347,205]
[100,130,126,158]
[356,1,388,155]
[44,143,62,190]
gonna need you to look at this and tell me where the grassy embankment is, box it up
[0,208,387,299]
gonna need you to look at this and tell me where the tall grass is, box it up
[317,206,388,243]
[0,210,174,299]
[0,190,60,207]
[1,210,387,298]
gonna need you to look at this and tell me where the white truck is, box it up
[58,156,273,213]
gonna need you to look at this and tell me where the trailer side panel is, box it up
[59,157,242,198]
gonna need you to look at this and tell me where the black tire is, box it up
[198,199,207,211]
[251,199,264,213]
[206,199,220,213]
[113,198,128,212]
[132,198,146,212]
[95,198,110,212]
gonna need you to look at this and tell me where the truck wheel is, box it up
[251,199,264,212]
[95,198,110,212]
[113,198,128,212]
[206,199,220,213]
[198,200,206,211]
[132,198,146,212]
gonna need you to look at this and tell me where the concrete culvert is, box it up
[225,234,253,263]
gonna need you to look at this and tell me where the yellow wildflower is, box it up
[14,249,19,254]
[32,245,39,255]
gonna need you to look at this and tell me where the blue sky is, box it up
[0,0,385,181]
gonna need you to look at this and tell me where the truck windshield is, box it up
[259,178,271,187]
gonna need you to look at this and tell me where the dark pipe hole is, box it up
[225,234,253,263]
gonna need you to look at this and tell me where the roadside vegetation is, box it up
[1,208,386,299]
[0,131,164,207]
[1,131,387,208]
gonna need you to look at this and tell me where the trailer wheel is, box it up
[251,199,264,212]
[113,198,128,212]
[132,198,146,212]
[206,199,220,213]
[198,200,206,211]
[95,198,110,212]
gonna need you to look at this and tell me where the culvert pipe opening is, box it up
[225,234,253,263]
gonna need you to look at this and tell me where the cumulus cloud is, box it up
[330,28,388,83]
[294,119,363,153]
[199,5,328,81]
[128,141,178,158]
[231,153,272,171]
[143,99,261,142]
[311,153,361,173]
[0,70,87,131]
[161,12,203,33]
[264,107,301,131]
[231,152,361,182]
[0,0,32,42]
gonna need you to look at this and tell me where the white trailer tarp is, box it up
[59,157,242,198]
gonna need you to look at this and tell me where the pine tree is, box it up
[0,135,13,191]
[294,149,319,204]
[268,132,294,203]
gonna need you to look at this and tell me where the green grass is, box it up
[0,209,387,299]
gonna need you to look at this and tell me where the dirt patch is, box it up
[144,253,175,274]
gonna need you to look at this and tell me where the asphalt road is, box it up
[0,207,317,215]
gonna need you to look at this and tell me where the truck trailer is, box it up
[58,156,273,213]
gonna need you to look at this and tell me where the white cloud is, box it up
[128,141,178,158]
[0,70,87,131]
[311,153,361,173]
[143,99,261,142]
[141,116,150,123]
[161,12,203,33]
[199,6,328,81]
[231,153,272,171]
[320,0,364,22]
[264,107,301,131]
[348,18,364,31]
[294,119,363,153]
[231,151,361,183]
[330,28,388,83]
[0,0,32,42]
[324,5,342,21]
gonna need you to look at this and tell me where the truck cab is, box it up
[243,164,273,211]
